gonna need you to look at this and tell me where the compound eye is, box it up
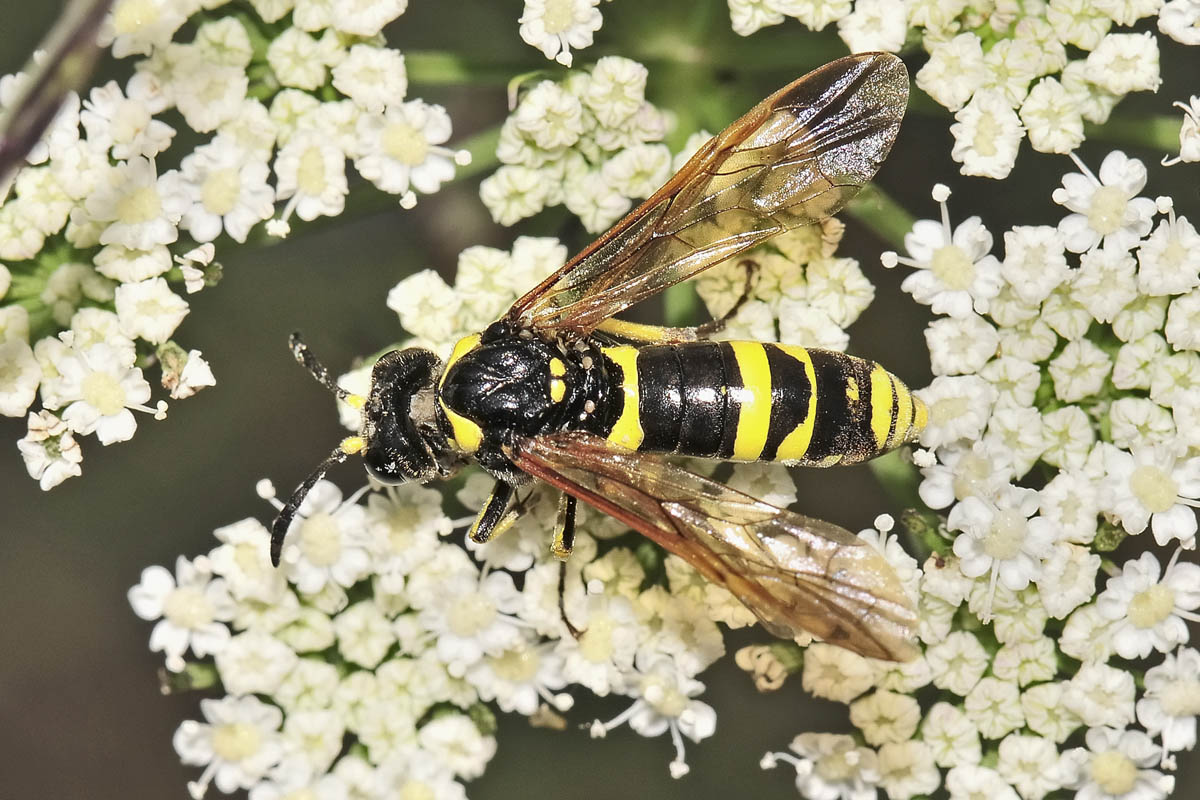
[363,442,436,485]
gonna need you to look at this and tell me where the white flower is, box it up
[1065,664,1137,729]
[916,34,987,112]
[1060,603,1117,663]
[1114,295,1169,344]
[925,314,999,376]
[894,190,1002,317]
[950,484,1058,596]
[1109,398,1174,450]
[386,269,463,345]
[174,695,284,797]
[115,277,189,344]
[85,157,189,250]
[279,708,345,778]
[100,0,189,58]
[916,376,998,448]
[1022,682,1083,743]
[81,79,175,159]
[1160,0,1200,44]
[877,740,940,800]
[1137,646,1200,755]
[334,600,396,669]
[992,637,1058,687]
[167,349,217,400]
[178,135,275,243]
[926,631,990,696]
[17,410,83,489]
[416,714,497,780]
[837,0,908,53]
[330,44,407,114]
[765,733,880,800]
[922,702,982,768]
[375,754,467,800]
[1073,246,1138,323]
[479,165,550,226]
[417,569,525,677]
[800,642,878,703]
[1048,339,1112,403]
[214,630,299,697]
[997,733,1068,800]
[949,91,1024,179]
[1085,32,1161,95]
[273,131,349,224]
[1096,551,1200,659]
[1166,288,1200,351]
[53,342,159,445]
[556,592,641,696]
[601,143,671,199]
[563,170,632,234]
[1100,445,1200,546]
[1062,727,1175,800]
[519,0,604,67]
[1001,225,1070,305]
[584,56,648,126]
[1021,77,1086,154]
[129,556,235,672]
[1113,334,1167,390]
[946,765,1020,800]
[173,59,249,134]
[848,690,921,745]
[1036,542,1101,619]
[466,637,569,715]
[0,339,40,417]
[1149,351,1200,407]
[276,480,373,594]
[355,101,460,198]
[1161,96,1200,166]
[1053,151,1157,254]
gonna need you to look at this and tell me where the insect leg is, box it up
[594,260,758,344]
[468,480,517,544]
[558,559,582,639]
[287,332,365,407]
[550,492,577,560]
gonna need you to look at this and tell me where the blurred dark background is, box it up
[1,1,1196,798]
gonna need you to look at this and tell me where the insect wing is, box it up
[505,52,909,336]
[508,431,919,661]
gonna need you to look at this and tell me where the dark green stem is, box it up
[1085,115,1182,153]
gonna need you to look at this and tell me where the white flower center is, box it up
[399,781,435,800]
[299,512,342,566]
[1129,464,1178,513]
[162,585,214,629]
[1087,186,1128,235]
[490,646,539,682]
[233,542,264,577]
[113,0,159,35]
[81,370,127,416]
[111,99,151,144]
[541,0,578,34]
[383,122,430,166]
[446,592,497,637]
[952,452,993,501]
[283,789,316,800]
[202,168,242,215]
[973,112,999,157]
[930,245,976,291]
[578,615,615,662]
[116,184,163,224]
[211,721,262,762]
[1128,584,1175,629]
[815,748,857,783]
[297,147,329,196]
[1090,749,1137,795]
[981,509,1028,560]
[1159,678,1200,717]
[643,679,688,718]
[931,396,968,426]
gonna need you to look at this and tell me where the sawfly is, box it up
[271,52,924,661]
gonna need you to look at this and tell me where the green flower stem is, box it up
[405,51,525,86]
[1085,115,1182,153]
[768,640,805,674]
[845,183,917,251]
[663,282,703,327]
[866,449,923,511]
[157,662,220,694]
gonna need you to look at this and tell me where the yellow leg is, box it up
[468,481,518,544]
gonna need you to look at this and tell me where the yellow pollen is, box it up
[1128,584,1176,629]
[1090,750,1137,796]
[201,168,241,216]
[81,371,127,417]
[298,512,342,567]
[116,184,163,224]
[981,509,1027,560]
[296,147,328,195]
[162,586,213,629]
[930,245,976,291]
[490,647,540,682]
[1129,464,1178,513]
[1087,186,1129,236]
[541,0,576,34]
[383,122,430,166]
[211,722,263,762]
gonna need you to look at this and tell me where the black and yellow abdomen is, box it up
[599,341,925,466]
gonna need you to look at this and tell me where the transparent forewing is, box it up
[508,431,919,661]
[505,53,909,337]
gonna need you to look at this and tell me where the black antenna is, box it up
[270,444,352,566]
[289,331,354,403]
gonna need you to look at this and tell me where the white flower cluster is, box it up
[518,0,611,68]
[479,57,672,234]
[762,153,1200,799]
[727,0,1200,177]
[693,217,875,352]
[1,0,466,489]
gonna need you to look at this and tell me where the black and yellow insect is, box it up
[272,53,925,661]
